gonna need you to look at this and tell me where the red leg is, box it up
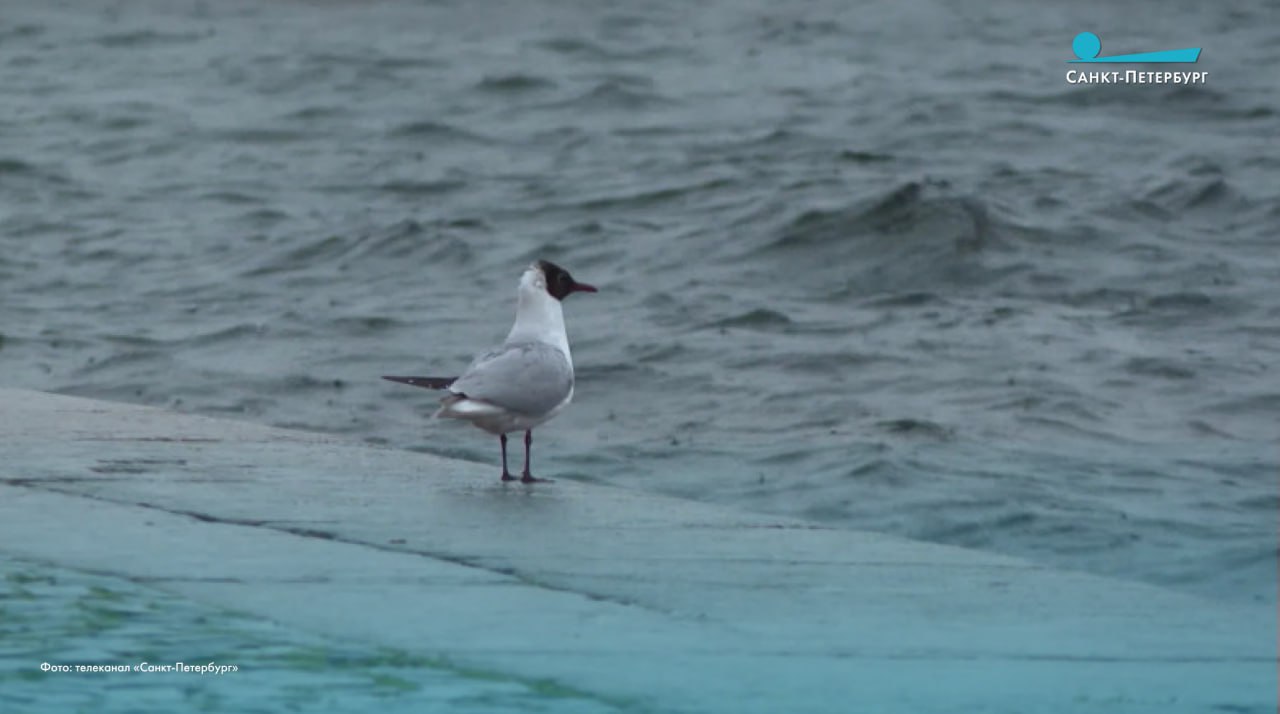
[499,433,515,481]
[520,430,552,483]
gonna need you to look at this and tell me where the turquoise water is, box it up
[0,556,620,714]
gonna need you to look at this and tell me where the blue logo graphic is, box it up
[1068,32,1201,63]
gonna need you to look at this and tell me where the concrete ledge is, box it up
[0,389,1273,713]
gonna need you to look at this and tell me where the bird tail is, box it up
[381,375,457,390]
[433,393,503,421]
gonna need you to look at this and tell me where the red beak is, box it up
[571,282,598,294]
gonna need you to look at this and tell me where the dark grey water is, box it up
[2,0,1276,603]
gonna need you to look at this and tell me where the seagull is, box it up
[383,260,597,483]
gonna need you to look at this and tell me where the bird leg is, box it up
[499,433,516,481]
[520,430,552,483]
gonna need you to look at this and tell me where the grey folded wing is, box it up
[449,341,573,416]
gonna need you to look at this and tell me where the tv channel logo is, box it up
[1065,32,1207,85]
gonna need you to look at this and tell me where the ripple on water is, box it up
[475,74,558,92]
[705,308,792,331]
[1123,356,1197,381]
[94,29,209,48]
[386,120,491,143]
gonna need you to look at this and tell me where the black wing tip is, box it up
[382,376,456,390]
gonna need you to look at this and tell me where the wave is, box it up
[95,29,208,49]
[535,77,672,112]
[705,308,792,330]
[239,220,477,278]
[738,181,1041,297]
[475,74,557,92]
[386,120,492,143]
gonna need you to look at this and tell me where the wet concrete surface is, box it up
[0,389,1273,713]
